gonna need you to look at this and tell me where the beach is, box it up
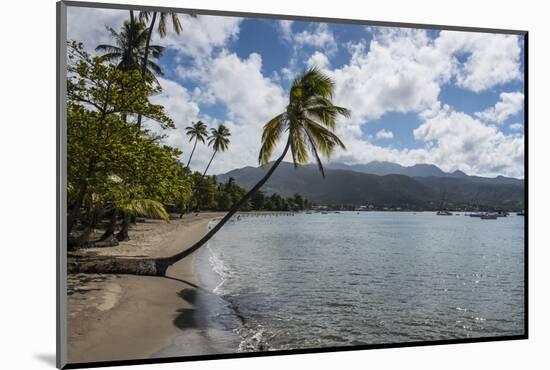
[67,212,235,364]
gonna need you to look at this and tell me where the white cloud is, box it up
[294,23,338,55]
[375,129,394,140]
[475,91,524,124]
[412,105,524,177]
[328,104,524,178]
[67,7,241,62]
[146,77,201,152]
[206,51,286,123]
[279,22,338,81]
[158,15,241,59]
[175,50,287,174]
[306,51,331,69]
[328,29,452,130]
[67,7,128,51]
[436,31,522,92]
[279,20,294,42]
[509,123,524,132]
[67,8,524,178]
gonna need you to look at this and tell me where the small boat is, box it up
[517,211,525,216]
[495,210,509,217]
[437,210,453,216]
[480,212,498,220]
[469,212,483,217]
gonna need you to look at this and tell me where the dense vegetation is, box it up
[66,11,317,254]
[67,9,349,275]
[192,175,309,212]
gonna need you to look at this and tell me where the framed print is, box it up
[57,1,527,368]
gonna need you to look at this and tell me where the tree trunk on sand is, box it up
[67,182,87,234]
[69,140,291,276]
[116,212,131,241]
[98,209,117,242]
[136,12,158,130]
[68,207,104,250]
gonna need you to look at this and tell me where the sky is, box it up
[67,6,525,178]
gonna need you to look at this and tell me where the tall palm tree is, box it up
[161,67,349,268]
[136,10,184,128]
[72,68,350,276]
[202,125,231,177]
[185,121,209,168]
[95,19,164,77]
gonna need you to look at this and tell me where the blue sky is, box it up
[67,7,525,178]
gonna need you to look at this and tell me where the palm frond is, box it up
[170,12,183,34]
[158,12,167,38]
[120,199,169,222]
[259,113,286,165]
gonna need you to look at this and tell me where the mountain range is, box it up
[216,161,524,210]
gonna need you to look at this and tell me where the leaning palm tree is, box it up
[70,67,350,276]
[185,121,209,168]
[202,125,231,177]
[95,19,164,76]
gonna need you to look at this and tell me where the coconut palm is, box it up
[161,67,349,269]
[136,10,184,128]
[72,68,349,276]
[185,121,209,168]
[95,19,164,76]
[202,125,231,177]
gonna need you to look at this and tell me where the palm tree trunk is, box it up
[67,182,87,234]
[136,12,158,130]
[99,209,118,241]
[116,212,131,241]
[69,139,291,276]
[162,139,291,267]
[191,150,217,212]
[68,206,104,250]
[202,150,217,178]
[186,138,198,168]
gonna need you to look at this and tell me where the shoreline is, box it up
[67,212,238,364]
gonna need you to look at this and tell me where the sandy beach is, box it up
[67,212,238,364]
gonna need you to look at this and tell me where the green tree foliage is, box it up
[67,41,186,242]
[202,124,231,177]
[185,120,208,168]
[95,20,164,77]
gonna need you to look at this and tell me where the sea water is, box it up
[195,212,525,351]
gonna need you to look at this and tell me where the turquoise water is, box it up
[196,212,525,351]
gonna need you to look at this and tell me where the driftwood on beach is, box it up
[68,256,171,276]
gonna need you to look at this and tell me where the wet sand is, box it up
[67,212,237,364]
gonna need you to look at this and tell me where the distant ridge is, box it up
[216,161,524,209]
[326,161,520,181]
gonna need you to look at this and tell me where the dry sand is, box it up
[66,212,237,364]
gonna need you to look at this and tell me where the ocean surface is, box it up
[194,211,525,352]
